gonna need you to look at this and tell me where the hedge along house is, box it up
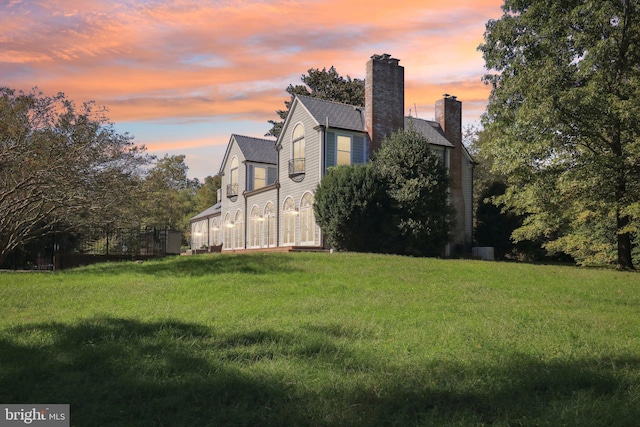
[190,54,474,254]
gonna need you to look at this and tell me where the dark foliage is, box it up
[266,67,364,138]
[313,164,394,252]
[314,128,452,257]
[374,127,452,256]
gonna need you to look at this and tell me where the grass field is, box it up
[1,252,639,426]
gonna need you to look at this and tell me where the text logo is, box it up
[1,405,69,427]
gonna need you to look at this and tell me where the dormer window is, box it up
[289,123,305,178]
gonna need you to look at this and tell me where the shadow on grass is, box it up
[71,253,302,278]
[1,317,639,426]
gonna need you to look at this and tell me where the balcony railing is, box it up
[288,158,305,177]
[226,183,238,197]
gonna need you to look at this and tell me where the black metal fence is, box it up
[1,226,181,271]
[73,226,169,257]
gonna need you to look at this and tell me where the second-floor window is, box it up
[227,156,238,197]
[290,123,305,175]
[337,135,352,165]
[254,166,266,189]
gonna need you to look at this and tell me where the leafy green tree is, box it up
[314,129,452,256]
[479,0,640,269]
[0,87,149,266]
[313,164,393,252]
[373,127,452,256]
[138,154,199,232]
[194,174,221,213]
[266,67,364,138]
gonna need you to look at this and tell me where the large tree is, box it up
[0,88,149,266]
[193,174,222,213]
[373,127,452,256]
[479,0,640,269]
[137,154,199,232]
[314,128,451,256]
[313,164,393,252]
[266,66,364,138]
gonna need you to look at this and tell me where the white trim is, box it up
[299,191,316,246]
[282,196,296,246]
[249,204,261,248]
[263,201,276,248]
[234,209,244,250]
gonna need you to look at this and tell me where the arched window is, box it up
[282,196,296,245]
[250,205,261,248]
[264,201,275,247]
[290,124,305,176]
[210,217,220,246]
[234,210,244,249]
[228,157,239,197]
[223,213,232,249]
[192,221,205,249]
[300,192,316,246]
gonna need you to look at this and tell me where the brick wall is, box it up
[365,54,404,156]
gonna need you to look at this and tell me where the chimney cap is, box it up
[371,53,399,65]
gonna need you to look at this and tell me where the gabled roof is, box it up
[218,134,277,175]
[190,202,221,222]
[233,134,277,164]
[293,96,454,149]
[404,117,454,148]
[296,95,366,132]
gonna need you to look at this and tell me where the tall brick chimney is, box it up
[365,54,404,156]
[436,95,466,247]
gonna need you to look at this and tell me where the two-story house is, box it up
[190,54,474,254]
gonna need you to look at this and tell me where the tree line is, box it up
[276,0,640,269]
[0,87,220,267]
[5,0,639,270]
[477,0,640,270]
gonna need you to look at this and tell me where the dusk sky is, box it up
[2,0,504,180]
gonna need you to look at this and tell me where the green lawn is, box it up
[1,253,639,426]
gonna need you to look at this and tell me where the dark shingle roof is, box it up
[233,135,277,164]
[295,96,454,148]
[296,95,366,132]
[190,202,221,222]
[404,117,454,148]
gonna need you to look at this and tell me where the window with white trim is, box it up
[337,134,352,165]
[228,157,239,197]
[300,192,316,245]
[283,196,296,245]
[223,213,232,249]
[210,217,220,246]
[290,124,305,175]
[250,205,261,248]
[264,202,276,247]
[234,210,243,249]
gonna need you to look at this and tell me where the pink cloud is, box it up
[1,0,504,178]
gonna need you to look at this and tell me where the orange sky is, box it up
[2,0,505,179]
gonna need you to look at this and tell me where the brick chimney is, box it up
[365,54,404,156]
[436,95,466,247]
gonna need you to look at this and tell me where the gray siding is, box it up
[220,137,247,250]
[245,188,278,248]
[462,155,473,245]
[278,102,323,247]
[278,104,324,245]
[325,132,336,168]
